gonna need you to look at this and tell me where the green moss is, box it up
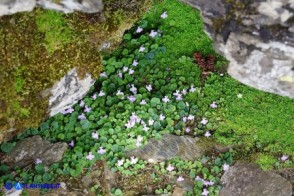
[255,154,277,170]
[35,9,74,54]
[0,0,152,142]
[193,74,294,156]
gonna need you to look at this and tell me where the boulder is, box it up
[126,134,211,162]
[1,135,68,168]
[220,161,293,196]
[180,0,294,99]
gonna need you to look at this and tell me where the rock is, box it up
[45,68,95,117]
[2,135,67,168]
[81,170,101,188]
[126,134,210,162]
[220,161,293,196]
[103,164,118,194]
[37,0,104,14]
[180,0,294,99]
[0,0,36,16]
[0,0,103,16]
[172,187,186,196]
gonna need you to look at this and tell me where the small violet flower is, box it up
[116,90,124,99]
[140,100,147,105]
[143,125,149,132]
[69,140,75,147]
[132,60,139,66]
[86,152,95,161]
[186,127,191,133]
[146,84,152,92]
[161,11,168,19]
[78,113,86,120]
[35,159,42,164]
[237,93,243,98]
[182,89,187,95]
[190,85,196,93]
[91,94,97,100]
[98,147,106,155]
[202,189,209,196]
[182,117,187,122]
[123,66,129,72]
[223,163,230,172]
[204,131,211,138]
[159,114,165,121]
[166,164,175,172]
[128,95,136,103]
[92,132,99,140]
[162,96,170,103]
[210,101,218,108]
[177,176,184,182]
[79,100,85,107]
[130,84,137,94]
[98,90,105,97]
[139,46,145,52]
[129,69,134,75]
[100,72,107,78]
[136,26,143,33]
[118,72,123,78]
[117,159,124,167]
[201,118,208,125]
[176,94,183,101]
[84,106,91,113]
[281,155,289,161]
[187,115,195,121]
[149,30,158,38]
[130,156,138,164]
[148,119,154,126]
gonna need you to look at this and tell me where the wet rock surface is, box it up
[126,134,210,162]
[181,0,294,99]
[220,161,293,196]
[0,0,103,16]
[1,135,67,168]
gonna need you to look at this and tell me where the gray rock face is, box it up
[220,162,293,196]
[0,0,36,16]
[1,135,67,168]
[181,0,294,99]
[45,68,95,116]
[0,0,103,16]
[126,134,209,162]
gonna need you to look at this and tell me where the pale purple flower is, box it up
[125,121,135,129]
[162,96,170,103]
[182,117,187,122]
[130,156,138,164]
[148,119,154,126]
[84,106,91,113]
[187,115,195,121]
[210,101,217,108]
[176,94,183,101]
[78,113,86,120]
[92,132,99,139]
[186,127,191,133]
[35,159,42,164]
[182,89,187,95]
[98,147,106,155]
[140,100,147,105]
[117,159,124,166]
[136,141,142,147]
[149,30,158,38]
[173,90,180,96]
[136,27,143,33]
[91,94,97,99]
[132,60,139,66]
[223,163,230,172]
[129,69,134,75]
[128,95,136,103]
[130,84,137,94]
[159,114,165,121]
[202,189,209,196]
[69,140,75,147]
[123,66,129,72]
[143,125,149,132]
[189,85,196,93]
[195,176,203,181]
[201,118,208,125]
[146,84,152,92]
[139,46,145,52]
[281,155,289,161]
[237,93,243,98]
[137,135,143,142]
[204,131,211,138]
[66,108,74,114]
[60,110,68,115]
[177,176,184,182]
[118,72,123,78]
[166,164,175,172]
[98,90,105,97]
[79,100,85,107]
[116,90,124,99]
[161,11,168,19]
[86,152,95,160]
[100,72,107,78]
